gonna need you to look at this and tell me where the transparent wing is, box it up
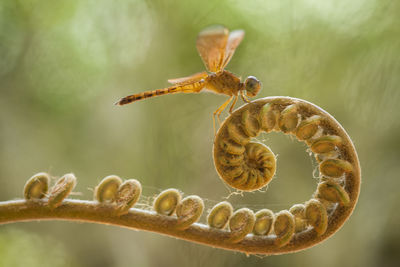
[196,25,229,73]
[167,71,208,85]
[221,30,245,69]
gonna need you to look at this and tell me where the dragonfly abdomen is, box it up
[116,81,205,106]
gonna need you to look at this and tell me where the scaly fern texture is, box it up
[0,97,360,256]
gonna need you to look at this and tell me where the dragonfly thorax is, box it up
[206,70,242,96]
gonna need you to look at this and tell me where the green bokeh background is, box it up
[1,0,399,266]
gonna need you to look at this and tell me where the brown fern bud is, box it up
[273,210,295,247]
[317,181,350,206]
[153,189,181,216]
[207,201,233,229]
[175,195,204,230]
[305,199,328,236]
[295,115,321,140]
[320,159,353,178]
[289,204,308,233]
[259,103,279,132]
[95,175,123,203]
[311,135,342,154]
[253,209,274,235]
[24,172,50,200]
[48,173,77,209]
[228,208,255,243]
[278,104,299,133]
[115,179,142,215]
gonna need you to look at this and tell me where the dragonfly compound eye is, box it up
[244,76,261,97]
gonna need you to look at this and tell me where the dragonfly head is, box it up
[244,76,261,97]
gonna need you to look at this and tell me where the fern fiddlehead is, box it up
[0,96,360,255]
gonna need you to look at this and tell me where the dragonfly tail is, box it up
[115,81,205,106]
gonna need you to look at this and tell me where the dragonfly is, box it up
[115,25,262,132]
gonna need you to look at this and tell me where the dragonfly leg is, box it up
[229,95,238,113]
[240,90,251,103]
[213,96,233,134]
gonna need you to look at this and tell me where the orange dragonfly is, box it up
[115,25,262,131]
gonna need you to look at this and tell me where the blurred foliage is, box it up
[0,0,399,266]
[0,228,77,267]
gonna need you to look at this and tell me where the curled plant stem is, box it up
[0,97,361,256]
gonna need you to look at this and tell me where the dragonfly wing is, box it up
[221,30,245,69]
[196,25,229,73]
[167,71,209,85]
